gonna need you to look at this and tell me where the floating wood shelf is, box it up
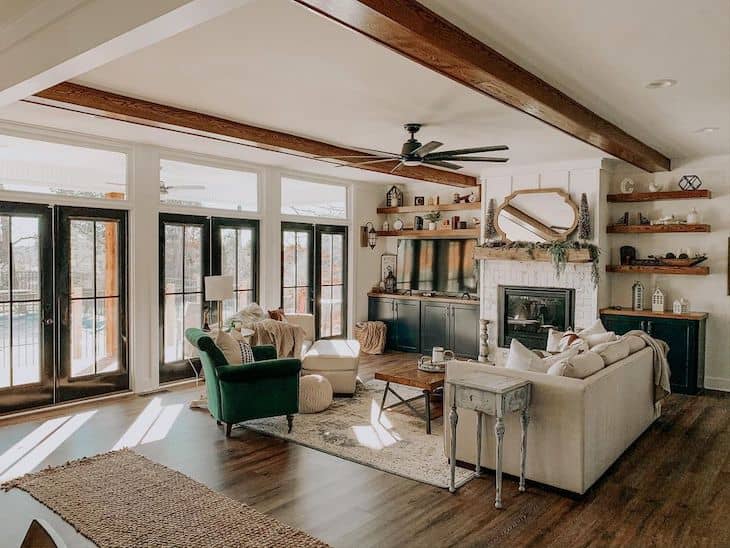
[474,246,592,263]
[377,228,479,239]
[606,265,709,275]
[600,308,708,321]
[377,202,480,214]
[607,190,711,202]
[607,224,711,234]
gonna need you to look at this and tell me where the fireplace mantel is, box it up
[473,246,592,263]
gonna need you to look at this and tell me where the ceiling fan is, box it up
[317,123,509,172]
[106,181,206,194]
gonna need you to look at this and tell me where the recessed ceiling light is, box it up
[645,79,677,89]
[694,127,719,134]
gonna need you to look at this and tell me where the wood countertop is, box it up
[600,307,708,320]
[367,292,480,305]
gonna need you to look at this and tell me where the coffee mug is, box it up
[432,346,454,363]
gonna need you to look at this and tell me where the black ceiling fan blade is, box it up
[423,160,463,170]
[426,145,508,158]
[436,156,509,162]
[412,140,443,157]
[336,158,400,166]
[390,161,405,173]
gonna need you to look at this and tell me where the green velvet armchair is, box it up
[185,328,300,437]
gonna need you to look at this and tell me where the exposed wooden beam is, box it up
[293,0,671,173]
[27,82,477,187]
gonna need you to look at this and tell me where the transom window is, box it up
[281,177,347,219]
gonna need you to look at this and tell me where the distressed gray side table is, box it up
[447,370,531,509]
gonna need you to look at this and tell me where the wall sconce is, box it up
[360,221,377,250]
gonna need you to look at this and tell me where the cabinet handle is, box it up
[647,321,653,335]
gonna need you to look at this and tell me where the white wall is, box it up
[608,155,730,391]
[0,122,386,394]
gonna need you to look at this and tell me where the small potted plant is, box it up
[424,211,441,230]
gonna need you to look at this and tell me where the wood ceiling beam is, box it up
[293,0,671,173]
[26,82,477,187]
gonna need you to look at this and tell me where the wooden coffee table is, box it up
[374,362,445,434]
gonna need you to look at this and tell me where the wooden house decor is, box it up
[652,287,665,312]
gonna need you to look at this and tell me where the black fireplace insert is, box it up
[498,286,575,349]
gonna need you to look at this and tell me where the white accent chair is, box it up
[287,313,361,395]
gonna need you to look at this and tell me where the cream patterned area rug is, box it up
[245,380,474,489]
[2,450,328,548]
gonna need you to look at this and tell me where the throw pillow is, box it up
[506,339,540,371]
[214,330,243,365]
[546,328,566,353]
[550,351,604,379]
[583,331,617,348]
[238,340,255,364]
[623,335,646,354]
[592,339,630,365]
[577,319,608,337]
[532,346,580,374]
[268,308,287,322]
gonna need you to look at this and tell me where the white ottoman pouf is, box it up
[302,339,361,395]
[299,375,333,414]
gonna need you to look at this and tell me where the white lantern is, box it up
[652,288,665,313]
[680,298,690,314]
[632,281,644,311]
[672,300,682,314]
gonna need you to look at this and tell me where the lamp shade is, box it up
[204,275,234,301]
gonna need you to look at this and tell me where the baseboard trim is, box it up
[704,376,730,392]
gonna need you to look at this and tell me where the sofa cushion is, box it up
[592,339,631,365]
[506,339,540,371]
[623,335,647,354]
[548,351,604,379]
[579,319,608,337]
[533,347,581,373]
[584,331,618,348]
[546,328,565,353]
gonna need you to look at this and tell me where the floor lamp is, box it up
[189,275,233,409]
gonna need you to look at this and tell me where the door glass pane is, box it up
[183,294,201,358]
[11,217,40,301]
[184,226,202,293]
[320,285,332,337]
[163,294,183,363]
[283,288,295,313]
[70,299,95,377]
[0,303,8,387]
[321,234,332,286]
[237,290,253,309]
[296,287,309,314]
[237,229,253,290]
[96,297,119,374]
[95,221,119,297]
[11,302,40,385]
[282,231,295,287]
[296,232,309,286]
[332,285,343,337]
[70,220,94,299]
[164,225,183,293]
[0,216,9,301]
[332,234,344,285]
[220,228,236,279]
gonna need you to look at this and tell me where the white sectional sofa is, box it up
[443,347,661,494]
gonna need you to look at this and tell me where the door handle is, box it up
[42,318,54,326]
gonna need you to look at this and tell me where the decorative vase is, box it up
[686,207,699,224]
[428,221,437,231]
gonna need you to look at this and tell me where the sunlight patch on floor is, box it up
[112,397,184,450]
[351,398,402,450]
[0,410,97,481]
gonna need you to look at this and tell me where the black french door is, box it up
[281,222,348,339]
[159,214,209,384]
[56,207,129,401]
[0,202,129,414]
[0,202,54,413]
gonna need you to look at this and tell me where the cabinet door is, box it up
[369,298,396,349]
[395,300,420,352]
[451,304,479,359]
[647,318,694,393]
[600,314,644,335]
[421,302,450,356]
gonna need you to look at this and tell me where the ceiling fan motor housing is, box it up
[402,123,423,161]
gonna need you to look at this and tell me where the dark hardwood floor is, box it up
[0,351,728,547]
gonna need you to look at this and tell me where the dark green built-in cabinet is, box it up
[368,296,479,359]
[600,311,707,395]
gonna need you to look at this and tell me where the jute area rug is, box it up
[2,449,328,548]
[244,380,474,490]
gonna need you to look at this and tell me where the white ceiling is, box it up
[421,0,730,159]
[65,0,602,174]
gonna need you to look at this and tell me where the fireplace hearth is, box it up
[498,286,575,349]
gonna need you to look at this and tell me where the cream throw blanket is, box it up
[233,319,305,358]
[624,329,671,401]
